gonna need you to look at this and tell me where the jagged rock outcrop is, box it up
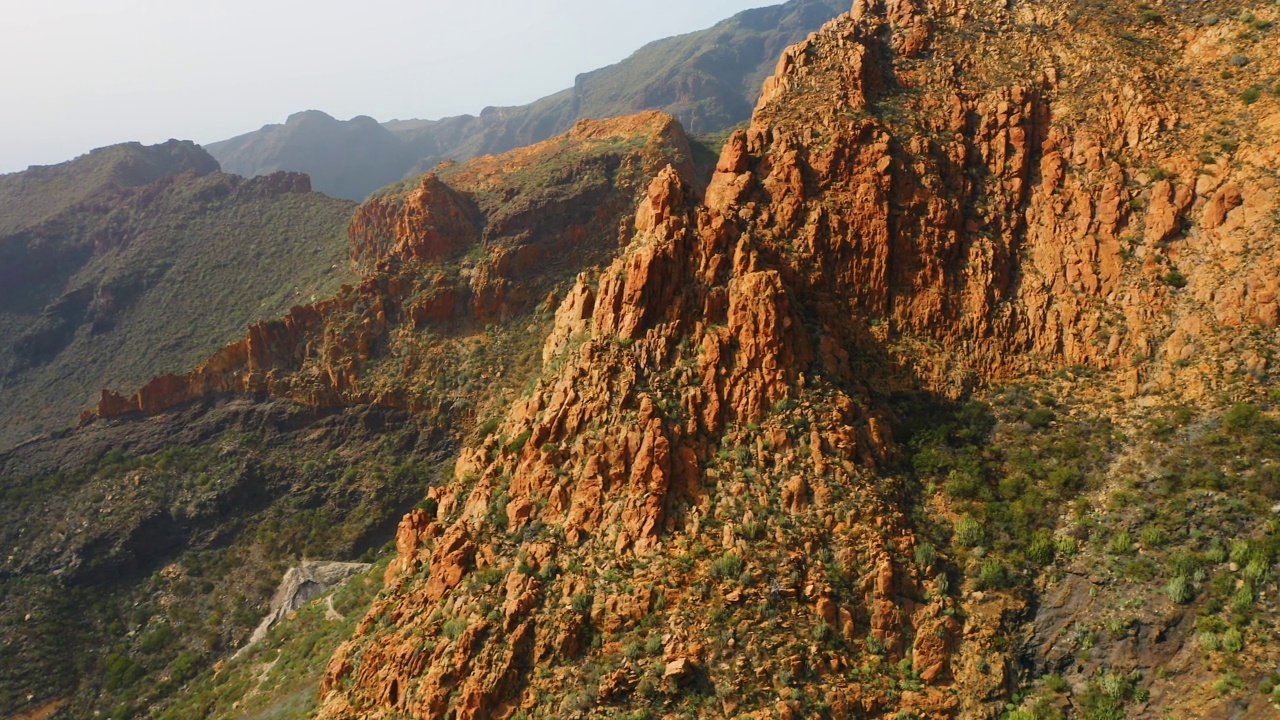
[40,0,1279,714]
[349,175,482,269]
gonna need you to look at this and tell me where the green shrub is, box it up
[1214,672,1246,696]
[914,542,939,569]
[1242,558,1268,583]
[975,559,1011,590]
[1222,627,1245,653]
[103,653,146,691]
[1242,87,1262,105]
[1223,403,1262,433]
[1078,677,1128,719]
[954,515,985,547]
[168,651,202,684]
[1107,530,1134,555]
[1168,550,1202,577]
[1162,269,1188,288]
[1228,538,1255,565]
[1165,576,1193,604]
[865,634,886,655]
[442,618,469,639]
[139,624,177,653]
[477,417,501,438]
[1200,631,1221,651]
[488,493,510,532]
[739,520,766,541]
[1230,583,1254,612]
[506,430,533,454]
[474,565,505,587]
[710,553,745,580]
[644,634,663,654]
[1204,541,1229,564]
[1026,408,1056,429]
[1139,526,1166,547]
[1122,556,1158,582]
[1055,536,1078,556]
[944,469,987,500]
[1099,671,1128,698]
[1027,533,1056,566]
[570,593,594,615]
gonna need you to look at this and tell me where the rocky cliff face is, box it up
[299,0,1280,717]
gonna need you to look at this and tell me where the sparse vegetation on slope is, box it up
[0,144,355,449]
[0,402,448,719]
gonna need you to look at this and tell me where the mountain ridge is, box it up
[205,0,849,200]
[0,139,220,236]
[0,140,355,450]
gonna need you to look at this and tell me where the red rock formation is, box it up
[349,174,481,270]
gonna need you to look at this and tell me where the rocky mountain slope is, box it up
[0,112,703,720]
[290,0,1277,716]
[0,141,355,450]
[5,0,1280,716]
[205,0,849,200]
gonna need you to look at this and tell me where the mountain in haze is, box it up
[0,140,220,236]
[204,112,408,205]
[0,140,355,450]
[206,0,849,200]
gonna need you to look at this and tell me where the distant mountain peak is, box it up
[207,0,851,200]
[285,109,339,124]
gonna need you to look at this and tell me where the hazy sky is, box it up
[0,0,779,174]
